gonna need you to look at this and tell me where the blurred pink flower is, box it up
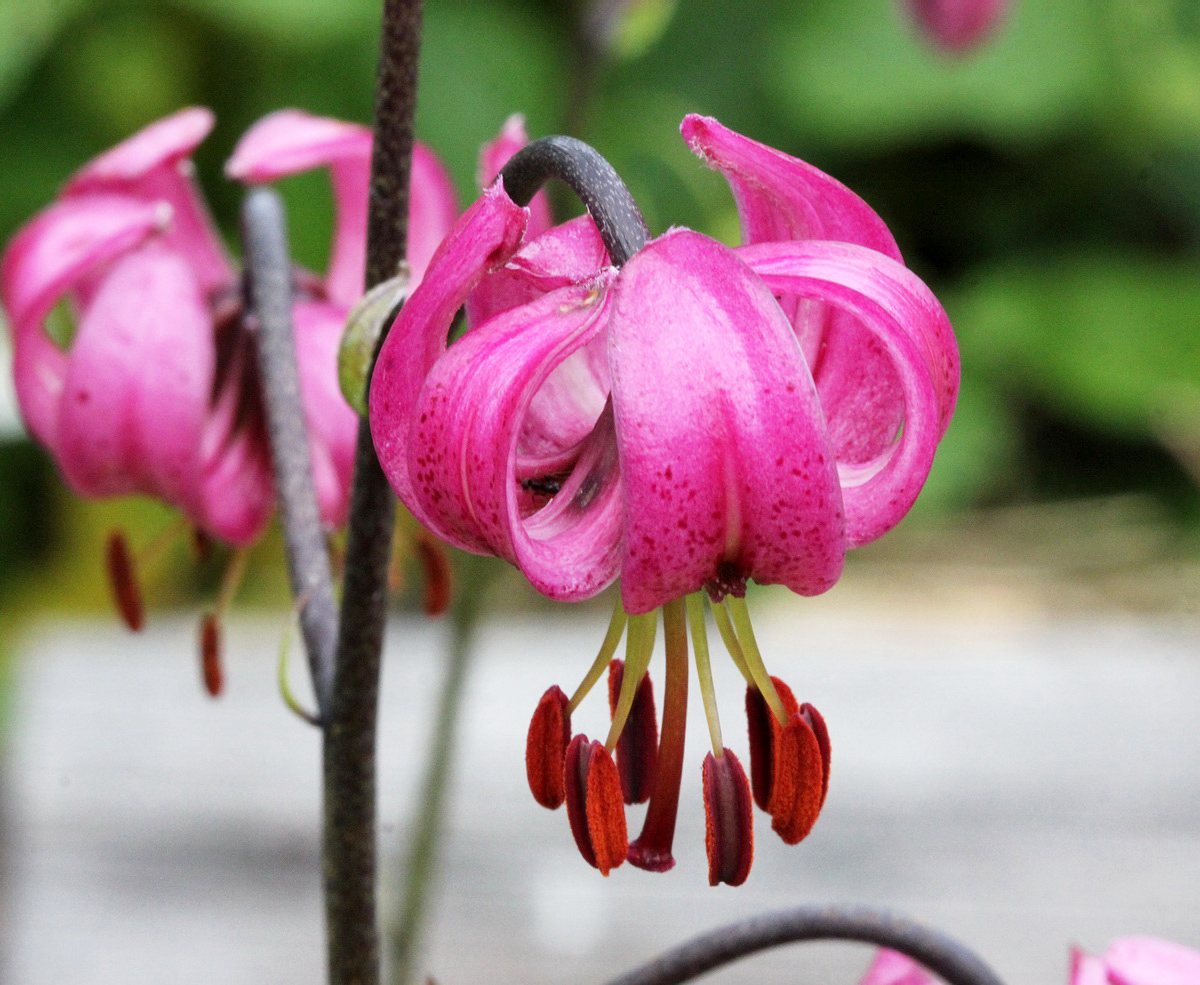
[2,106,456,544]
[902,0,1012,52]
[369,114,958,882]
[860,950,937,985]
[1072,937,1200,985]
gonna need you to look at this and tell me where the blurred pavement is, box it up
[3,589,1200,985]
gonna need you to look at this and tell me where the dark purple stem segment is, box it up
[599,905,1008,985]
[323,1,424,983]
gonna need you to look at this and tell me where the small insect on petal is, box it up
[415,533,453,616]
[608,659,658,804]
[199,612,224,698]
[744,676,800,811]
[526,685,572,808]
[702,750,754,887]
[564,735,628,875]
[767,712,826,845]
[104,530,145,632]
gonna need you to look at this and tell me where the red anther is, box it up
[702,750,754,887]
[744,676,800,811]
[607,659,658,804]
[563,735,628,875]
[525,686,572,809]
[799,701,831,807]
[767,713,826,844]
[415,533,452,616]
[104,530,145,632]
[199,612,223,698]
[190,527,213,563]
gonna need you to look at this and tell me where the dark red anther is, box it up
[190,527,213,563]
[104,530,145,632]
[744,676,800,811]
[702,750,754,887]
[415,533,452,616]
[607,659,658,804]
[767,707,828,845]
[199,612,223,698]
[800,701,831,807]
[525,686,572,809]
[563,734,628,876]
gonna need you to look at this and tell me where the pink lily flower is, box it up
[859,950,937,985]
[369,115,958,882]
[2,107,456,547]
[902,0,1012,52]
[1072,937,1200,985]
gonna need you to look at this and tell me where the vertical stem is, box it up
[241,188,339,717]
[324,1,424,983]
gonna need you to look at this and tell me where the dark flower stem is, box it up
[600,905,1008,985]
[499,136,649,265]
[323,1,425,983]
[240,187,339,719]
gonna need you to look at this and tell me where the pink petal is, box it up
[228,110,456,304]
[197,424,276,545]
[1103,937,1200,985]
[55,246,212,514]
[609,230,845,614]
[1070,949,1111,985]
[903,0,1012,52]
[1,195,164,447]
[738,240,958,548]
[370,183,528,520]
[293,298,358,528]
[480,114,554,239]
[859,949,938,985]
[407,280,623,602]
[64,108,230,294]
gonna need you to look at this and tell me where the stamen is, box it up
[686,593,724,755]
[745,676,798,811]
[702,749,754,887]
[567,600,628,714]
[104,530,144,632]
[414,532,453,616]
[627,598,688,872]
[606,659,658,804]
[723,596,786,723]
[191,527,214,562]
[526,685,572,809]
[767,713,826,845]
[198,612,223,697]
[563,735,628,875]
[604,611,656,751]
[800,701,832,807]
[215,546,252,620]
[709,600,752,684]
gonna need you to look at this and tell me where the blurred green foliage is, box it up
[3,0,1200,625]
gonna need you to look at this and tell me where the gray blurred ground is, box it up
[3,573,1200,985]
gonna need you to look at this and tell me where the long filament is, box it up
[605,610,657,751]
[215,546,252,618]
[568,600,628,713]
[687,593,724,755]
[723,596,786,723]
[710,598,752,683]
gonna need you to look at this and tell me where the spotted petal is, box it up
[739,239,958,548]
[609,230,846,614]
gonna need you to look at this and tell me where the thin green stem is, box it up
[604,610,657,751]
[723,597,785,723]
[567,600,627,713]
[709,599,752,685]
[686,594,723,755]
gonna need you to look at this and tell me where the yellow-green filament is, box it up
[605,609,657,751]
[723,596,787,723]
[710,598,753,684]
[686,593,723,755]
[567,599,628,714]
[215,546,252,619]
[138,515,188,569]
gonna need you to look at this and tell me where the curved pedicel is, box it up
[600,905,1007,985]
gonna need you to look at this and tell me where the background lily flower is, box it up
[901,0,1012,52]
[369,115,958,881]
[1072,937,1200,985]
[2,106,456,546]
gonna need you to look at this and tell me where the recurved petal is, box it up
[293,298,358,529]
[480,114,553,240]
[738,240,958,548]
[55,247,212,512]
[408,143,460,288]
[1103,937,1200,985]
[681,114,901,371]
[608,230,845,614]
[370,183,527,519]
[1,194,164,447]
[859,950,938,985]
[65,108,230,294]
[406,280,623,600]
